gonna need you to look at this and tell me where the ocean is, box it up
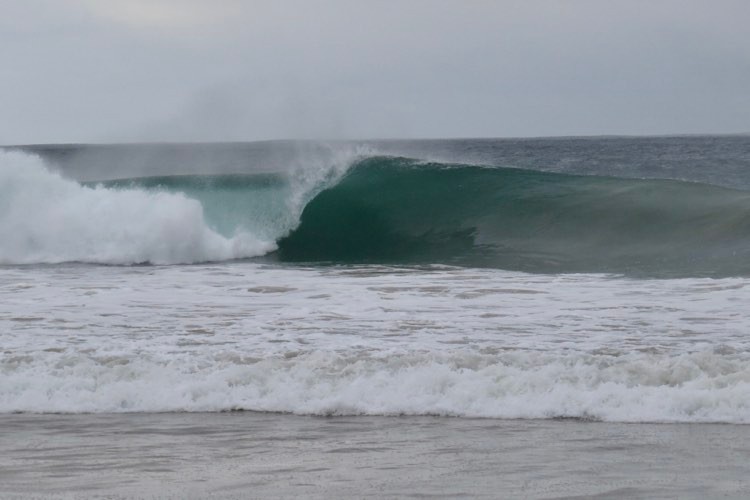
[2,136,750,497]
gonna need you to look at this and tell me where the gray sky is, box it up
[1,0,749,144]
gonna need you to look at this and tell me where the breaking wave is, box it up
[4,150,750,276]
[0,151,274,264]
[3,347,750,423]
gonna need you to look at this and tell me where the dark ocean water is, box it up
[14,135,750,187]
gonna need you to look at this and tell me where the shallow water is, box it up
[1,412,749,499]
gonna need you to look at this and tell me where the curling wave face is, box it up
[278,157,750,277]
[4,151,750,276]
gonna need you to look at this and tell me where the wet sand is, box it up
[1,413,749,499]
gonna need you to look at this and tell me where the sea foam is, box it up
[3,348,750,423]
[2,262,750,423]
[0,151,273,264]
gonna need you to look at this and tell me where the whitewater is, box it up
[0,149,338,265]
[2,137,750,424]
[3,263,750,422]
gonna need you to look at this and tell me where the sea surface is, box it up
[2,136,750,497]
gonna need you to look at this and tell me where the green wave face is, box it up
[277,158,750,277]
[99,157,750,277]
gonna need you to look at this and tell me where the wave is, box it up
[4,151,750,276]
[3,347,750,423]
[280,157,750,277]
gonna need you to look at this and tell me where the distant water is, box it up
[2,136,750,423]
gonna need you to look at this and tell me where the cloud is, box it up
[71,0,242,34]
[1,0,749,144]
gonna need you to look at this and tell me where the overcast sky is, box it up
[1,0,749,144]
